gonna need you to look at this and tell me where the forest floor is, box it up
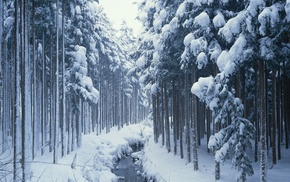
[143,132,290,182]
[1,120,290,181]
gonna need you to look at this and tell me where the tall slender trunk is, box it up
[271,70,276,165]
[14,0,23,179]
[254,63,259,162]
[172,80,177,155]
[49,32,55,153]
[163,81,170,153]
[284,66,289,149]
[214,118,220,180]
[260,59,267,182]
[53,0,60,164]
[76,98,82,147]
[32,0,37,159]
[22,0,32,179]
[277,67,281,160]
[61,0,66,157]
[178,76,183,159]
[161,87,165,146]
[192,66,198,170]
[41,32,46,155]
[0,0,3,155]
[206,109,211,153]
[152,94,158,142]
[185,73,191,163]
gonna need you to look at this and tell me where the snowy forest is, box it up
[0,0,290,182]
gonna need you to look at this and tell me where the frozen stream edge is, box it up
[83,121,153,182]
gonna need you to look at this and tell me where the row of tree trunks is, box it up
[151,69,202,169]
[0,1,148,181]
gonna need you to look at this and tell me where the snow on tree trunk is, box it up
[22,0,32,180]
[14,1,23,179]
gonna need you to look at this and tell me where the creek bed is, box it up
[112,143,146,182]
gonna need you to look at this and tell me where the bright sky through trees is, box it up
[99,0,141,34]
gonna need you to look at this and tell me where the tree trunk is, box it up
[172,80,177,155]
[277,67,281,160]
[178,76,184,159]
[49,32,55,153]
[0,0,2,156]
[152,94,158,142]
[254,63,259,162]
[192,66,198,170]
[185,73,191,163]
[41,32,46,155]
[260,59,267,182]
[21,0,32,179]
[271,70,277,165]
[163,81,171,153]
[14,0,23,179]
[32,0,38,159]
[61,0,67,158]
[76,98,82,148]
[53,0,60,164]
[214,115,220,180]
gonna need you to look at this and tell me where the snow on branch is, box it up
[67,45,99,104]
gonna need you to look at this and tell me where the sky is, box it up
[99,0,142,35]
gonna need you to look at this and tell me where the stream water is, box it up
[112,143,146,182]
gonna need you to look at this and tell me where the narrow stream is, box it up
[112,143,146,182]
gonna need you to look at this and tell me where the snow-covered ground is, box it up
[29,121,152,181]
[143,136,290,182]
[1,119,289,181]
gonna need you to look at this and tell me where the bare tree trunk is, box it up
[161,88,165,146]
[260,59,267,182]
[49,32,55,153]
[76,98,82,148]
[41,32,46,155]
[206,109,211,153]
[32,0,38,159]
[152,94,158,142]
[185,73,191,163]
[0,0,2,156]
[192,66,198,170]
[61,0,67,158]
[22,0,32,179]
[254,63,259,162]
[14,0,23,179]
[53,0,60,164]
[172,80,177,155]
[271,70,277,165]
[277,67,281,160]
[67,98,72,154]
[163,81,171,153]
[284,67,289,149]
[178,76,183,159]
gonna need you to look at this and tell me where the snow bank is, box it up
[30,121,152,182]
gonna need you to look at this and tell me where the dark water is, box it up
[112,143,146,182]
[112,155,144,182]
